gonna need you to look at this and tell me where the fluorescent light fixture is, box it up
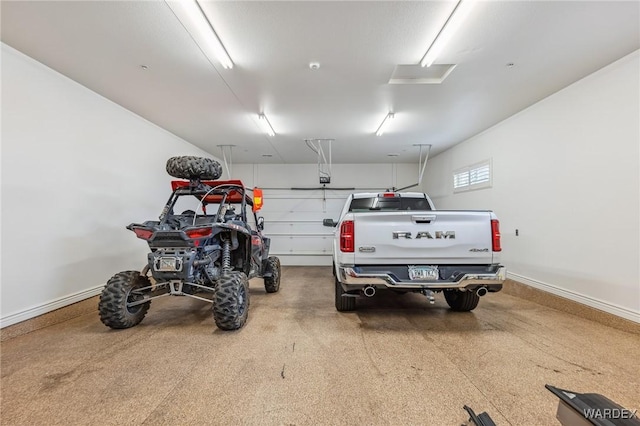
[167,0,234,69]
[258,114,276,137]
[375,112,394,136]
[420,0,475,67]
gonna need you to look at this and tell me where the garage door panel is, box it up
[264,222,331,235]
[268,234,332,257]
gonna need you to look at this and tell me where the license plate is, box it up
[156,256,182,272]
[408,265,438,280]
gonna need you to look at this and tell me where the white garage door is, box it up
[233,163,421,265]
[259,189,349,265]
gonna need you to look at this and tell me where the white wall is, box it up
[0,44,219,327]
[231,163,420,265]
[423,50,640,322]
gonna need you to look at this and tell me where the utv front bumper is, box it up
[337,264,506,291]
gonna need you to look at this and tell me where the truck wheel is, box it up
[335,278,356,312]
[99,271,151,329]
[263,256,281,293]
[213,272,249,330]
[444,290,480,312]
[166,156,222,180]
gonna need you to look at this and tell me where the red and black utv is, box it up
[99,156,281,331]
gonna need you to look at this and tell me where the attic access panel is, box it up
[388,64,457,84]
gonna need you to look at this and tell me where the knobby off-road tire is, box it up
[99,271,151,329]
[335,278,356,312]
[444,290,480,312]
[166,156,222,180]
[263,256,281,293]
[213,272,249,330]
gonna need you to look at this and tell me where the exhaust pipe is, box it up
[363,286,376,297]
[476,287,488,297]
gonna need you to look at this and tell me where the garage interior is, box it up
[1,1,639,425]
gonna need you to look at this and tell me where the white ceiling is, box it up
[1,1,639,164]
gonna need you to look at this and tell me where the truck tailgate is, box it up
[353,211,494,265]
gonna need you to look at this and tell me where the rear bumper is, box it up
[337,264,506,291]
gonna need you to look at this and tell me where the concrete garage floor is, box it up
[1,267,639,425]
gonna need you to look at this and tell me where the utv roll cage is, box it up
[160,179,258,225]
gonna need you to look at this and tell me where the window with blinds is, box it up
[453,160,492,192]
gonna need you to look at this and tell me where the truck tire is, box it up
[335,278,356,312]
[99,271,151,329]
[166,156,222,180]
[263,256,281,293]
[213,272,249,330]
[444,290,480,312]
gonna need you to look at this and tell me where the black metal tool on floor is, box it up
[546,384,640,426]
[463,405,496,426]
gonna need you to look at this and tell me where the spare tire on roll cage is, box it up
[166,156,223,180]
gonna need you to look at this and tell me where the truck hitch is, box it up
[421,289,436,304]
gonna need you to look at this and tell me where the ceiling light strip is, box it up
[167,0,234,69]
[375,113,394,136]
[420,0,475,67]
[259,114,276,137]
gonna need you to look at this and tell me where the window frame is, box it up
[453,159,492,193]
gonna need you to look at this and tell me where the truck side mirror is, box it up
[323,218,337,227]
[257,216,265,231]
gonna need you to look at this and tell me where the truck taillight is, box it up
[340,220,354,253]
[185,227,213,239]
[491,219,502,252]
[132,228,153,240]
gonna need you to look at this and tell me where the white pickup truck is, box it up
[324,192,506,312]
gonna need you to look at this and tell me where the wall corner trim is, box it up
[0,285,104,328]
[507,272,640,324]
